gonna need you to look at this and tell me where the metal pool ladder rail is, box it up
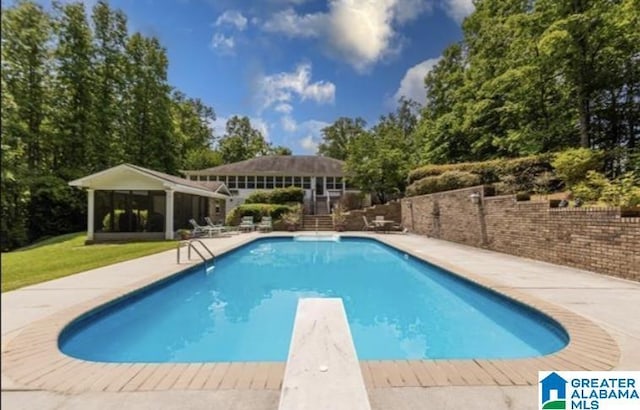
[177,239,215,265]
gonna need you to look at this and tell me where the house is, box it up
[69,164,230,241]
[182,155,366,216]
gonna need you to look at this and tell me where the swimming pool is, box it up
[59,237,568,362]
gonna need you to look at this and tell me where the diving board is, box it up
[278,298,371,410]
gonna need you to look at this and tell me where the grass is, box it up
[1,232,178,292]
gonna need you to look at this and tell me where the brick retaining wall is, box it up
[401,186,640,281]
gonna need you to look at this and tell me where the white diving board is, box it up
[278,298,371,410]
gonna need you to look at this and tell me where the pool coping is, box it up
[1,233,620,392]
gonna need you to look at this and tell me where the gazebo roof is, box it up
[69,163,230,199]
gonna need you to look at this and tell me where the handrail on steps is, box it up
[177,238,215,265]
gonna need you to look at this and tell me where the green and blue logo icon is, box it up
[540,372,568,409]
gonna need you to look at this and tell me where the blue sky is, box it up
[39,0,475,153]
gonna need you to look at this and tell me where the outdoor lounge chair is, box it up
[362,216,376,231]
[204,216,227,235]
[239,216,255,232]
[189,218,218,237]
[257,216,273,232]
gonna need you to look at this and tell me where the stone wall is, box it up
[401,186,640,281]
[344,201,402,231]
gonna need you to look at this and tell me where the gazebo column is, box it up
[87,189,95,241]
[165,189,174,239]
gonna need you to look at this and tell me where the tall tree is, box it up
[50,1,96,178]
[1,0,52,171]
[218,116,269,163]
[91,0,128,168]
[317,117,367,160]
[171,90,217,168]
[123,34,177,173]
[345,102,419,203]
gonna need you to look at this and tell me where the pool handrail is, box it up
[177,239,215,265]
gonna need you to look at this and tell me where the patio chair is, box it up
[362,216,376,231]
[257,216,273,233]
[189,218,217,237]
[204,216,226,236]
[239,216,255,232]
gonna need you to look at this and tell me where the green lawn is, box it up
[1,233,178,292]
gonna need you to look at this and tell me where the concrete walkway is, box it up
[2,232,638,410]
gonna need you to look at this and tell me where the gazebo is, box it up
[69,164,230,241]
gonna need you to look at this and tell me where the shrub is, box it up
[225,204,294,225]
[552,148,604,188]
[244,186,304,204]
[571,171,609,202]
[281,204,302,226]
[600,172,640,207]
[244,190,271,204]
[515,192,531,201]
[406,171,482,196]
[407,154,552,185]
[270,186,304,204]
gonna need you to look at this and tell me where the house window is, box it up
[256,176,265,189]
[326,177,335,190]
[227,176,237,189]
[198,175,207,181]
[247,176,255,189]
[237,176,246,189]
[284,176,293,187]
[335,177,343,190]
[266,176,274,189]
[294,177,302,187]
[303,177,311,189]
[275,176,283,188]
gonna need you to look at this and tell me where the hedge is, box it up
[406,171,482,197]
[244,186,304,204]
[407,154,553,185]
[225,204,295,225]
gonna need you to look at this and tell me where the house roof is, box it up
[183,155,346,177]
[69,163,230,199]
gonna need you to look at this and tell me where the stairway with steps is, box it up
[301,215,334,231]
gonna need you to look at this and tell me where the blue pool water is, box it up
[59,237,568,362]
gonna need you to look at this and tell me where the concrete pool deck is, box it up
[2,232,639,409]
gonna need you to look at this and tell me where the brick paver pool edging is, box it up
[1,233,620,392]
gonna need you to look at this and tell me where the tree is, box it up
[218,116,269,163]
[50,1,96,178]
[123,34,177,173]
[268,145,292,155]
[318,117,367,160]
[171,90,217,168]
[345,102,419,203]
[91,0,129,168]
[1,0,53,171]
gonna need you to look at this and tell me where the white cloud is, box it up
[275,103,293,114]
[281,115,297,132]
[394,0,432,24]
[262,8,324,38]
[215,10,248,31]
[295,119,329,153]
[257,63,335,111]
[261,0,432,71]
[300,135,318,153]
[443,0,474,24]
[394,57,440,105]
[211,33,235,53]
